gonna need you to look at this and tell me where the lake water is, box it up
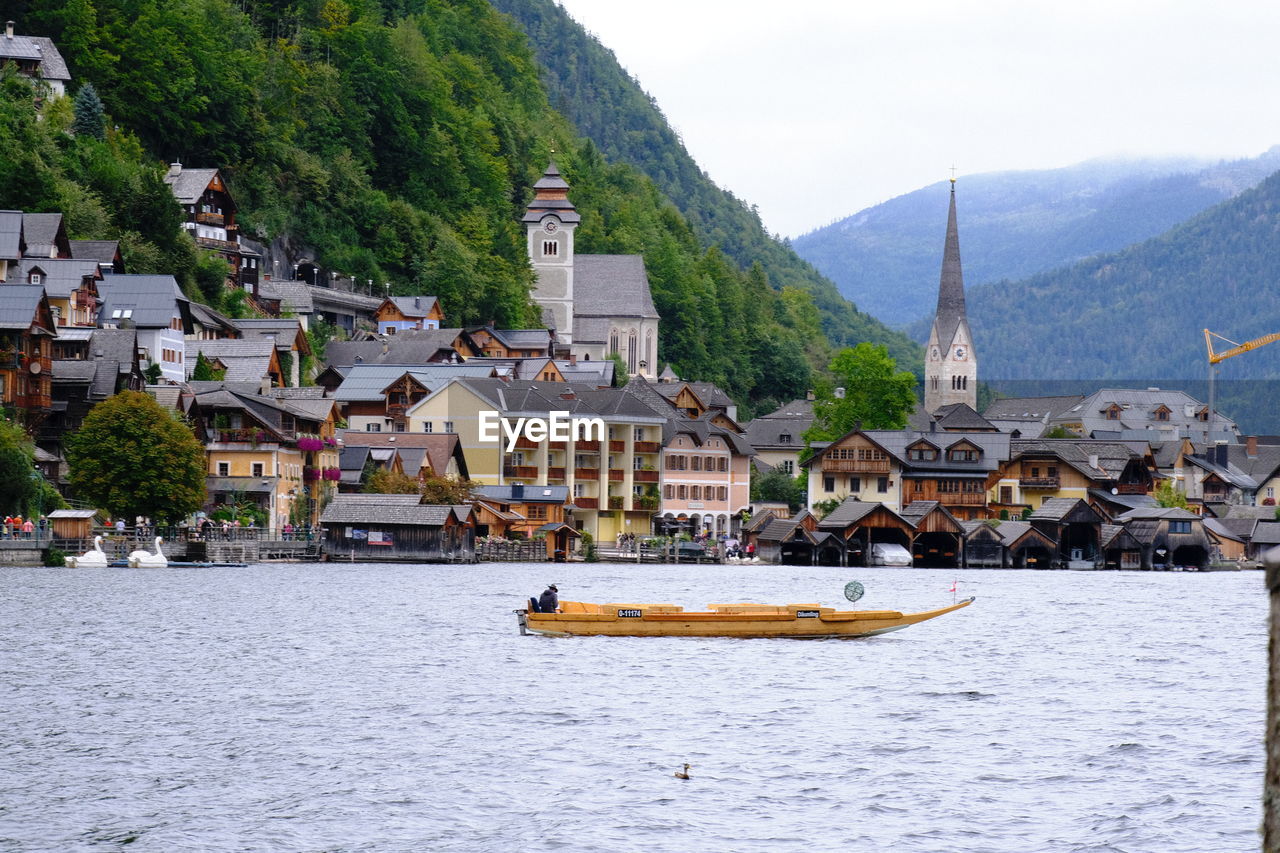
[0,562,1266,852]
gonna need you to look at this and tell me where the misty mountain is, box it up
[793,151,1280,327]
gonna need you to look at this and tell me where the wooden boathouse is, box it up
[320,494,476,562]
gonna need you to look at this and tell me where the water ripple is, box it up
[0,563,1265,852]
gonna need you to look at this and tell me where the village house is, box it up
[12,258,102,328]
[0,210,24,281]
[803,430,903,512]
[1047,387,1237,444]
[340,430,469,482]
[323,328,475,370]
[657,418,754,538]
[404,377,667,541]
[1116,506,1212,569]
[330,363,495,433]
[988,438,1155,516]
[188,383,341,530]
[97,274,192,384]
[463,326,557,360]
[375,296,443,334]
[744,397,814,478]
[229,318,312,386]
[69,240,125,276]
[163,163,259,295]
[0,21,71,99]
[0,284,55,428]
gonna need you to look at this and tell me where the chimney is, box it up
[511,483,525,500]
[1247,436,1258,458]
[5,21,14,39]
[167,162,182,179]
[381,339,389,356]
[929,419,937,433]
[413,296,420,308]
[806,390,815,401]
[568,353,577,365]
[559,390,575,401]
[1088,454,1099,470]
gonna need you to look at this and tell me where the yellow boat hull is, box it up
[518,597,975,638]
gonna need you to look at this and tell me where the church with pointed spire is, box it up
[923,179,977,414]
[524,162,660,379]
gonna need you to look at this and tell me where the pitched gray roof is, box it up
[320,493,463,526]
[27,37,70,81]
[819,499,887,530]
[387,296,438,317]
[163,166,220,205]
[99,274,189,328]
[1030,497,1093,522]
[473,485,570,504]
[13,258,99,298]
[257,280,314,313]
[331,363,494,402]
[20,213,63,258]
[0,210,22,260]
[232,318,308,352]
[69,240,121,268]
[439,378,668,423]
[1116,506,1202,522]
[1009,438,1146,481]
[324,328,464,368]
[573,255,658,319]
[930,403,997,431]
[185,339,276,382]
[864,429,1011,474]
[983,395,1085,421]
[0,284,47,329]
[1053,388,1236,442]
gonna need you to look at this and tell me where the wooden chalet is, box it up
[320,494,475,562]
[1100,523,1144,570]
[376,296,444,334]
[0,284,55,428]
[754,511,827,565]
[960,520,1058,569]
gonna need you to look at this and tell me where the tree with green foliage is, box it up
[191,351,218,381]
[1042,425,1075,439]
[608,352,629,388]
[364,469,421,494]
[805,344,918,442]
[813,498,841,519]
[1154,479,1189,509]
[65,391,206,523]
[143,363,161,384]
[71,82,106,140]
[0,417,38,516]
[750,467,806,513]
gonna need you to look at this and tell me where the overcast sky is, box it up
[552,0,1280,238]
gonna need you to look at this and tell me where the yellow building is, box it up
[407,378,666,541]
[192,386,341,529]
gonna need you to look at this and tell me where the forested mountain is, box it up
[487,0,920,372]
[2,0,917,418]
[794,152,1280,327]
[958,168,1280,432]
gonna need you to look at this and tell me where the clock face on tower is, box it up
[931,347,940,360]
[954,346,966,360]
[544,220,558,233]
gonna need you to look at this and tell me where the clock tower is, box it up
[923,179,978,414]
[523,161,580,343]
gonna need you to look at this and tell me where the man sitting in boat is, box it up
[530,584,559,613]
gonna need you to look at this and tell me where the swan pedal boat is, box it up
[517,597,975,638]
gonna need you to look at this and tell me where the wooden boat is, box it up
[517,597,975,639]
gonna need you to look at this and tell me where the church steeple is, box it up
[924,178,977,414]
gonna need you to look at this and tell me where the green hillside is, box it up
[964,169,1280,432]
[487,0,921,372]
[794,153,1280,328]
[2,0,904,416]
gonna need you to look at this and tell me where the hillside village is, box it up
[2,23,1279,570]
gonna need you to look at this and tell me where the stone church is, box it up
[523,162,660,380]
[923,179,978,414]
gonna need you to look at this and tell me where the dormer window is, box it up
[946,443,981,462]
[1153,405,1171,422]
[907,443,938,462]
[779,433,792,444]
[28,272,41,285]
[1105,404,1122,420]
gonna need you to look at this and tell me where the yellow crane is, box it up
[1203,328,1280,443]
[1204,328,1280,364]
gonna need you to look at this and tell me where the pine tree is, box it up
[71,82,106,140]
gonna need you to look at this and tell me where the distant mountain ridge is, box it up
[955,166,1280,433]
[793,150,1280,327]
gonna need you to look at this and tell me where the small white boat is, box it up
[66,536,108,568]
[127,537,167,568]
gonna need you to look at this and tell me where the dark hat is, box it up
[548,584,558,592]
